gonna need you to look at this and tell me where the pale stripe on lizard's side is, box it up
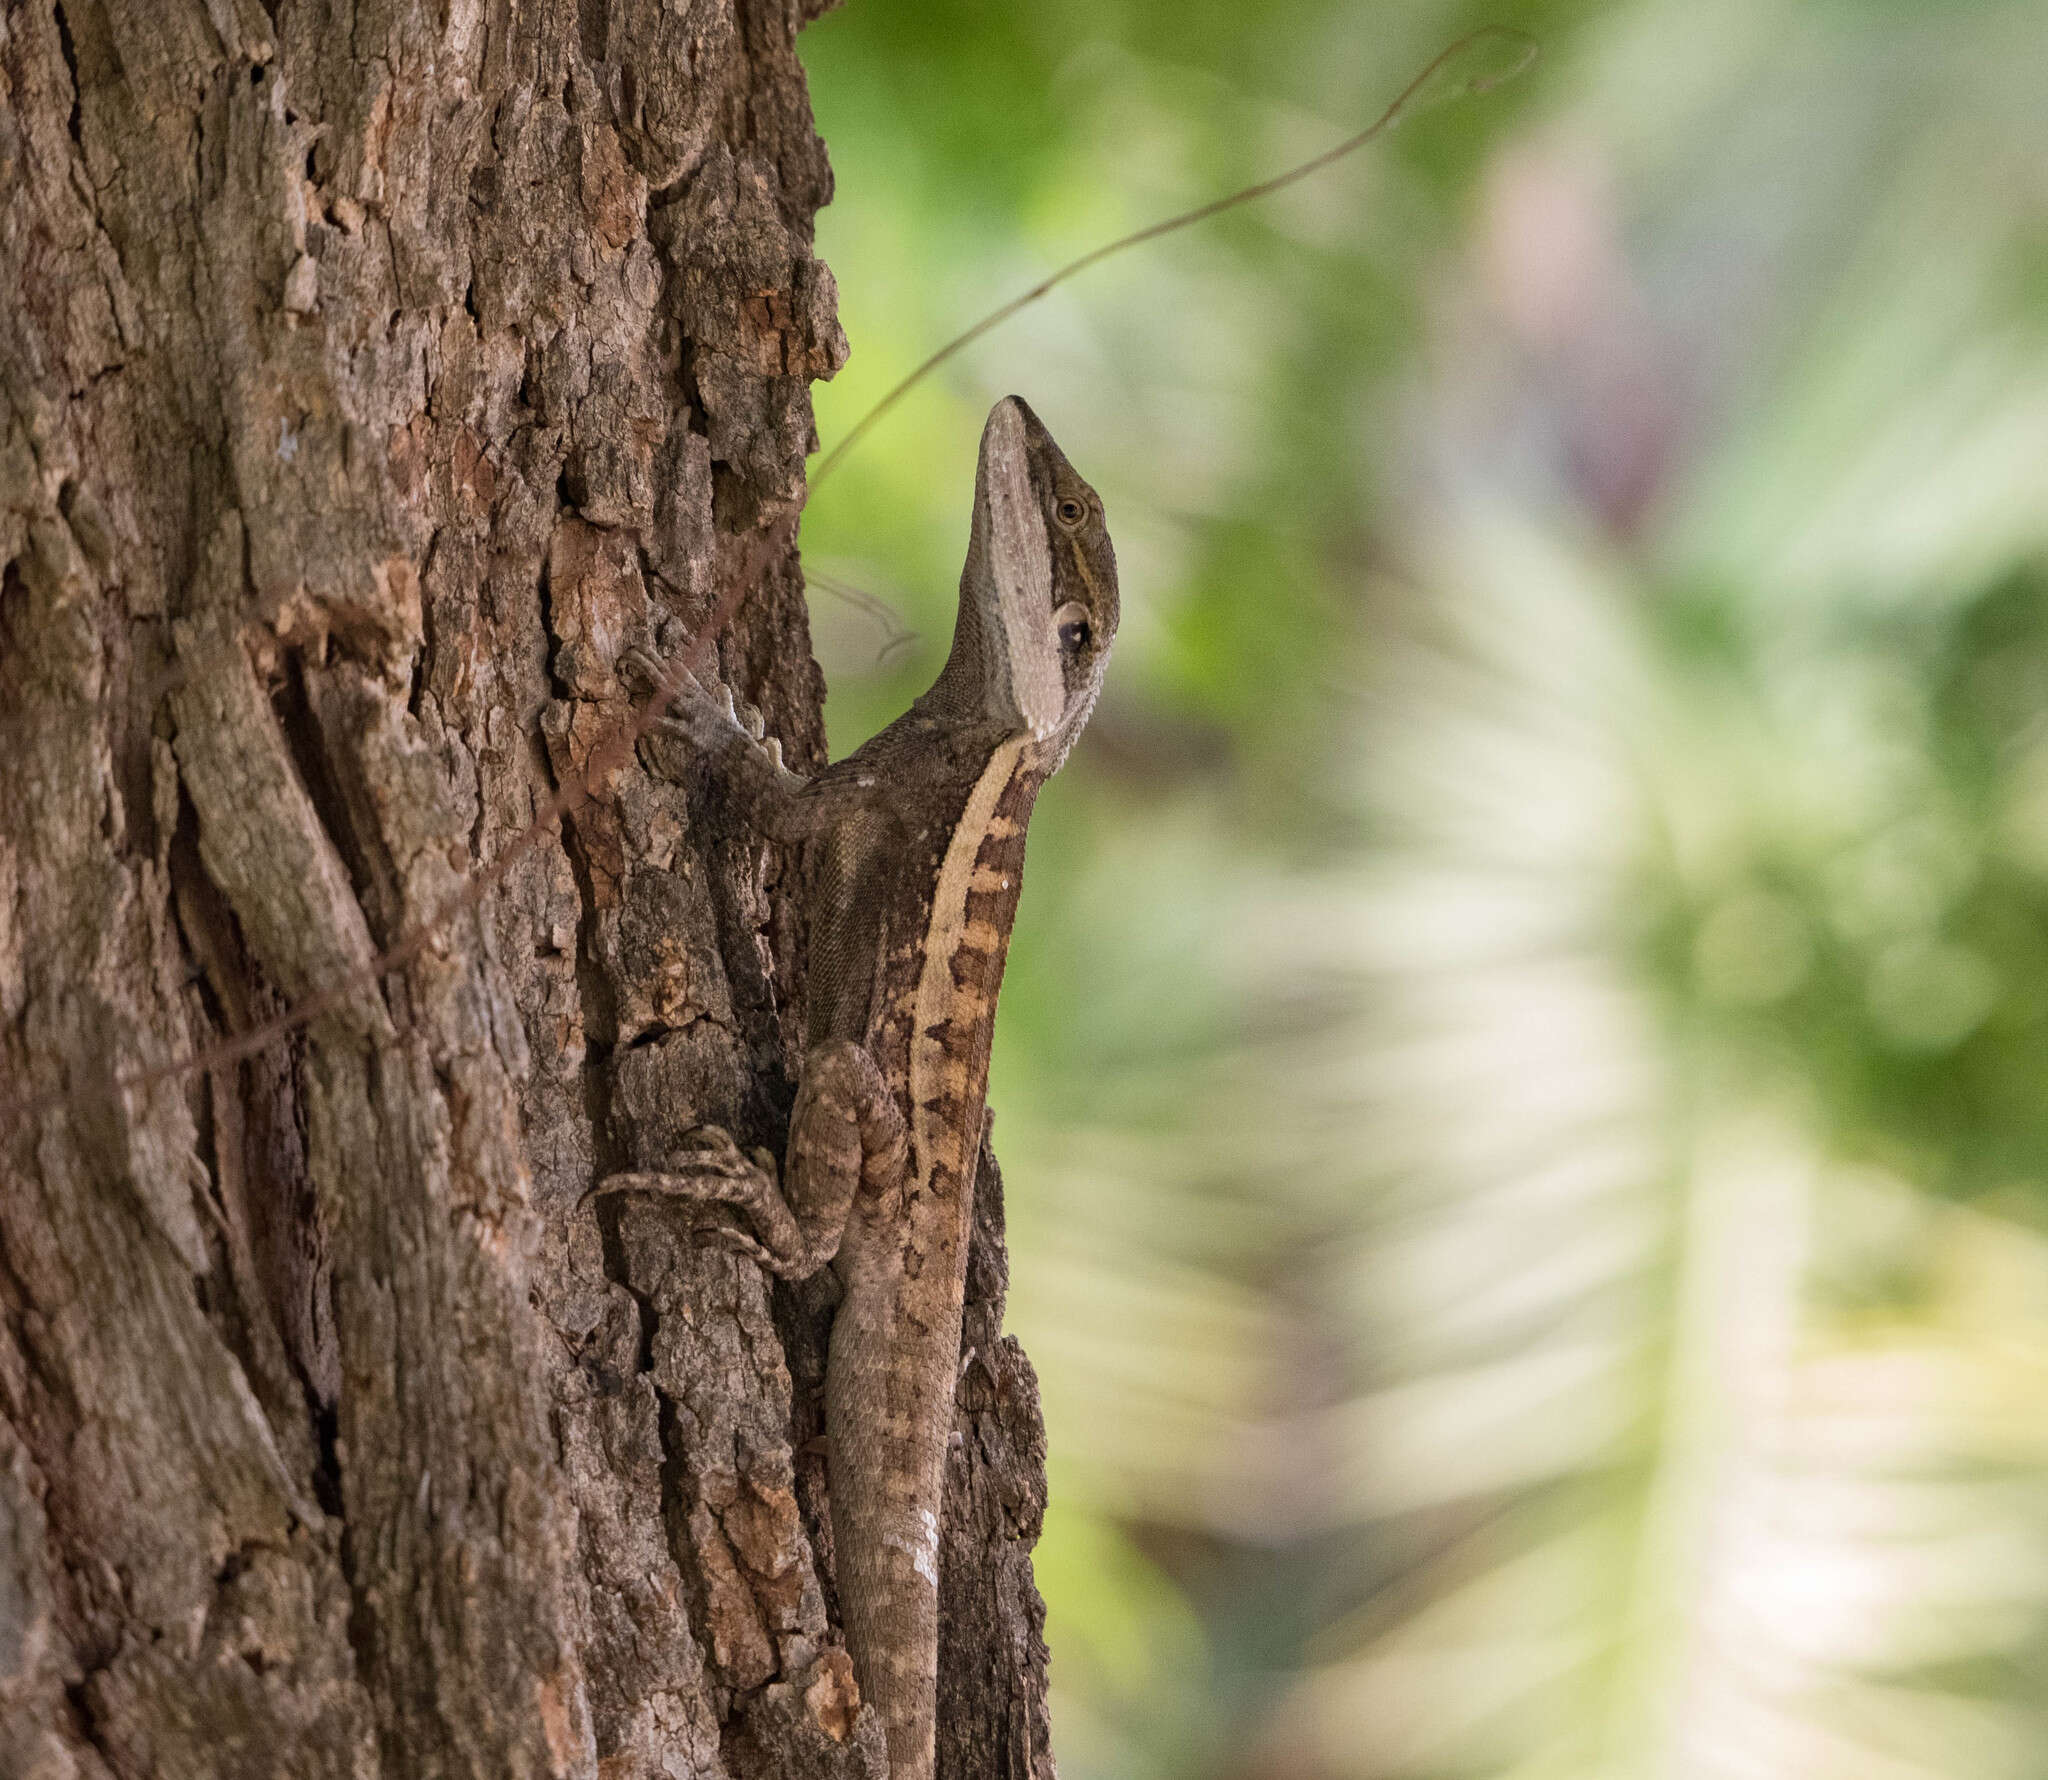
[830,737,1039,1773]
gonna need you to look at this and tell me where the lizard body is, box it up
[599,396,1118,1779]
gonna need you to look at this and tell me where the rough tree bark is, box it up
[0,3,1055,1777]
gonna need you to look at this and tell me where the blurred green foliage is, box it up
[797,2,2048,1776]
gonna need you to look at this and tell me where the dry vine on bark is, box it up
[0,3,1054,1776]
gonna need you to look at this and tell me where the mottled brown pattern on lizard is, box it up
[593,396,1116,1780]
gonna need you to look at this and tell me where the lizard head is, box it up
[939,395,1119,773]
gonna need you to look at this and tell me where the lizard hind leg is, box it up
[588,1127,817,1276]
[588,1041,906,1283]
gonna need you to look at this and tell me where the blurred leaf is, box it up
[796,2,2048,1777]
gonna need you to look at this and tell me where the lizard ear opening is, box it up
[979,399,1064,740]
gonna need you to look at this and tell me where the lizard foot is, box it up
[619,645,745,749]
[588,1126,813,1275]
[620,645,798,794]
[692,1222,804,1274]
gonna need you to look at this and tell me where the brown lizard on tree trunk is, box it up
[596,395,1117,1780]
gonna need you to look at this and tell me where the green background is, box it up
[798,3,2048,1775]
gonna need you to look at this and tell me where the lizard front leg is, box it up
[618,643,816,843]
[590,1039,905,1279]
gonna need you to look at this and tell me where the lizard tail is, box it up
[826,1308,953,1780]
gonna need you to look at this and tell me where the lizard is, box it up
[595,393,1118,1780]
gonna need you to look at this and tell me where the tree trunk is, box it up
[0,4,1054,1776]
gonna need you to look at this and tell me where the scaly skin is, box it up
[595,396,1117,1779]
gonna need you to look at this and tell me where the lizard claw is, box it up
[673,1124,759,1173]
[588,1127,819,1277]
[621,645,736,745]
[619,644,700,703]
[619,646,812,831]
[582,1125,759,1206]
[695,1221,812,1278]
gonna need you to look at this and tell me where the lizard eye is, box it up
[1054,496,1088,530]
[1054,602,1091,654]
